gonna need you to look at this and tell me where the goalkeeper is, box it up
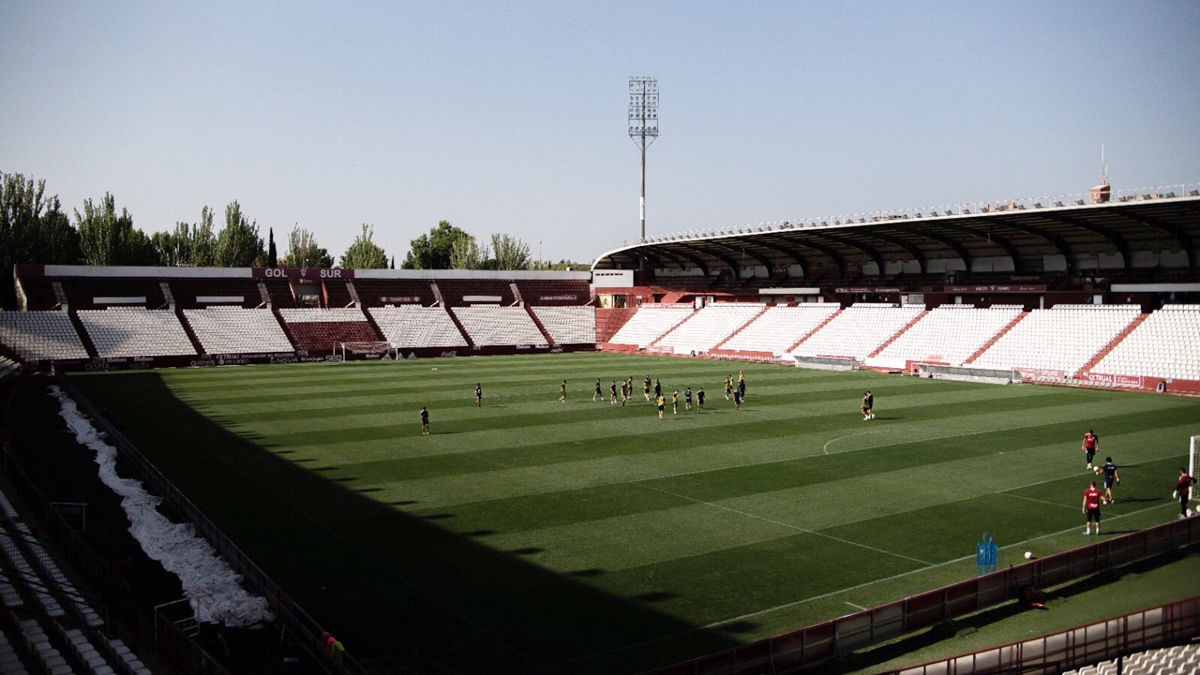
[1100,456,1120,504]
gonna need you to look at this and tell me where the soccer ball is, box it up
[1093,467,1102,475]
[1024,551,1033,560]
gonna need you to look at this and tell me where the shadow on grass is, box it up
[818,548,1194,675]
[69,370,743,675]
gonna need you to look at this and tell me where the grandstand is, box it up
[717,303,841,357]
[1090,305,1200,381]
[531,306,597,345]
[652,302,765,355]
[0,188,1199,675]
[866,304,1025,369]
[607,305,694,348]
[369,305,468,349]
[76,308,196,358]
[969,304,1142,375]
[183,307,294,355]
[451,306,547,346]
[792,303,925,361]
[0,311,90,362]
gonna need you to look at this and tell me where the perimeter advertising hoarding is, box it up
[944,284,1046,293]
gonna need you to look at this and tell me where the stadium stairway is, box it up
[963,311,1028,365]
[646,309,699,351]
[710,304,773,351]
[785,307,843,352]
[67,312,99,358]
[523,305,555,346]
[595,308,637,344]
[272,309,301,351]
[867,309,929,359]
[360,305,388,344]
[1073,313,1149,379]
[174,311,206,355]
[443,306,475,348]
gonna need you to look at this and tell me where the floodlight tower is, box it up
[629,76,659,244]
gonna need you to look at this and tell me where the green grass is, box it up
[67,354,1200,674]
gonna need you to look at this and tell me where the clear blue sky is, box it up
[3,1,1198,266]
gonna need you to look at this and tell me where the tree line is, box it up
[2,171,585,309]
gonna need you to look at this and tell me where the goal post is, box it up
[339,341,396,361]
[1190,435,1199,502]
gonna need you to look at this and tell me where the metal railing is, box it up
[624,182,1200,246]
[885,596,1200,675]
[645,517,1200,674]
[52,369,369,675]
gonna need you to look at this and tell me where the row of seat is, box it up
[0,305,602,360]
[0,312,90,361]
[531,306,596,344]
[76,309,195,359]
[1,481,154,675]
[655,303,766,355]
[610,302,1200,381]
[451,307,546,347]
[1064,641,1200,675]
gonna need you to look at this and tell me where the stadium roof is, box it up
[592,191,1200,277]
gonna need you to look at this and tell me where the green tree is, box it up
[401,220,473,269]
[267,227,277,268]
[215,201,266,267]
[490,233,531,270]
[339,224,388,269]
[147,206,216,267]
[449,232,488,269]
[75,193,155,266]
[0,172,80,308]
[280,225,333,268]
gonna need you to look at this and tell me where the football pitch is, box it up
[67,353,1200,674]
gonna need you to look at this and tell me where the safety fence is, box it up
[884,596,1200,675]
[645,517,1200,674]
[52,369,367,675]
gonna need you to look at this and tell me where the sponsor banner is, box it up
[945,284,1046,293]
[380,296,422,304]
[1017,367,1066,381]
[253,267,354,280]
[1084,372,1145,388]
[539,295,580,302]
[833,287,901,294]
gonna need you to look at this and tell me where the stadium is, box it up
[0,179,1198,675]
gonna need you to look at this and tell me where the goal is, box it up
[339,341,396,361]
[1190,435,1199,502]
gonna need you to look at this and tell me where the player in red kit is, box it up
[1081,429,1099,470]
[1082,480,1103,535]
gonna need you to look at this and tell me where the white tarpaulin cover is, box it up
[50,385,274,627]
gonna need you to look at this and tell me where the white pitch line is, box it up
[823,430,885,454]
[998,492,1082,511]
[698,501,1175,630]
[637,483,933,566]
[845,601,867,611]
[546,500,1177,671]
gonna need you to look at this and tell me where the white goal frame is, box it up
[1190,435,1199,502]
[339,341,396,361]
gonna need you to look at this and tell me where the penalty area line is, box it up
[545,501,1176,672]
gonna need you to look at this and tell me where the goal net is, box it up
[1189,435,1199,503]
[339,341,396,361]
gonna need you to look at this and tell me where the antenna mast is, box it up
[629,76,659,244]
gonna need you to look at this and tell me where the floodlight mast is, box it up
[629,76,659,245]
